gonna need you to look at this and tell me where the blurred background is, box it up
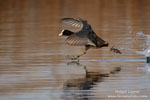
[0,0,150,100]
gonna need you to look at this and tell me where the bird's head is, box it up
[58,30,74,37]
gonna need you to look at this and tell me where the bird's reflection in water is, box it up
[67,60,82,66]
[63,61,121,100]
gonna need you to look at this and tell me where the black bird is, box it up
[59,18,121,59]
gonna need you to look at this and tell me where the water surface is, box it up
[0,0,150,100]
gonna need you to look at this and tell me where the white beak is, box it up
[58,30,64,36]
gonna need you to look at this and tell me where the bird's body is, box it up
[59,18,121,60]
[59,18,108,47]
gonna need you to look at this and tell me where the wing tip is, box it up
[61,17,82,21]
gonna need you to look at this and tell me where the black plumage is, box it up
[59,18,108,47]
[59,18,121,59]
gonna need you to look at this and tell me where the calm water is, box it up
[0,0,150,100]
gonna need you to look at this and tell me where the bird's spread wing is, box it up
[61,18,83,31]
[65,33,95,46]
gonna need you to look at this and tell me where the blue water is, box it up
[81,58,146,62]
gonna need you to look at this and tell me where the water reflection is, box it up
[63,61,121,100]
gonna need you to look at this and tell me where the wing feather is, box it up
[61,18,83,31]
[65,33,95,46]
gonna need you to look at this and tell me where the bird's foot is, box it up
[66,52,86,61]
[66,55,80,61]
[110,46,122,54]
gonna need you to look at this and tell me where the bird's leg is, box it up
[103,41,121,54]
[76,45,90,58]
[66,45,90,60]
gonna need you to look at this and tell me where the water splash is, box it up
[137,63,150,74]
[136,32,150,57]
